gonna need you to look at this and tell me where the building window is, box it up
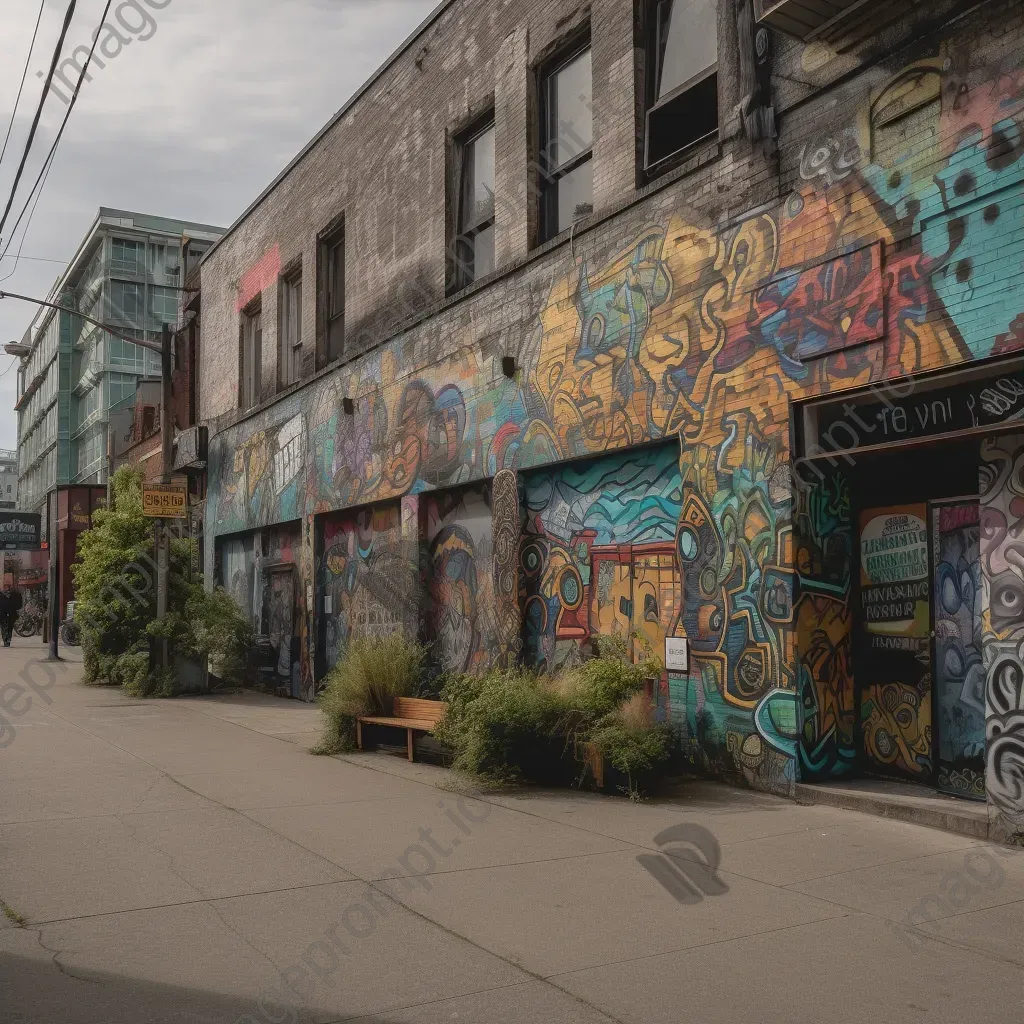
[540,44,593,243]
[241,301,262,411]
[110,238,142,274]
[279,267,303,388]
[320,224,345,366]
[149,285,179,325]
[644,0,719,173]
[110,281,143,322]
[452,118,495,291]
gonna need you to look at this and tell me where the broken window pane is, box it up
[462,124,495,229]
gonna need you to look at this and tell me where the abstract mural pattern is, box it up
[980,436,1024,842]
[205,52,1024,806]
[933,502,986,799]
[794,471,856,778]
[425,486,498,674]
[318,504,417,672]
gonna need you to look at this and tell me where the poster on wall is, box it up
[859,503,930,652]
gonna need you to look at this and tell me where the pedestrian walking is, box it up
[0,580,22,647]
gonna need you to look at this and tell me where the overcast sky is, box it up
[0,0,439,452]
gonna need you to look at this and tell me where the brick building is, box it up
[198,0,1024,839]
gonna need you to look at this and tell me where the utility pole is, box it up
[157,322,173,671]
[1,291,177,664]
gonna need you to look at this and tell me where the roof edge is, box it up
[200,0,457,267]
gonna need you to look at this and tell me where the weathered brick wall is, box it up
[199,0,1024,803]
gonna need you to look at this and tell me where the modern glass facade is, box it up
[15,209,223,524]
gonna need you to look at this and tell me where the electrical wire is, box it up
[0,0,115,270]
[0,141,57,282]
[0,0,78,245]
[0,1,46,174]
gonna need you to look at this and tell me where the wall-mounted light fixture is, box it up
[343,398,355,415]
[502,356,516,379]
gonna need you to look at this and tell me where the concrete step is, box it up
[795,778,991,841]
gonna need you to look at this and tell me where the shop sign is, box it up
[143,483,188,519]
[818,365,1024,452]
[859,504,930,651]
[0,512,41,549]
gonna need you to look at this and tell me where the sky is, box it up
[0,0,439,451]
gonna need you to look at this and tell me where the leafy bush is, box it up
[589,692,674,800]
[313,633,426,755]
[73,467,252,697]
[434,667,565,783]
[434,632,675,795]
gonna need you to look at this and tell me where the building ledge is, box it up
[756,0,922,47]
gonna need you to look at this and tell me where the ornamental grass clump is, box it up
[312,633,426,755]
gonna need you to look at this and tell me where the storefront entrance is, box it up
[798,356,1024,802]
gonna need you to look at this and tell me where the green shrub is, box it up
[589,692,674,800]
[312,633,426,755]
[73,467,253,697]
[434,667,565,783]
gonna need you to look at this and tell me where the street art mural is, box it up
[521,444,684,674]
[933,502,986,799]
[491,469,524,669]
[980,436,1024,842]
[205,48,1024,808]
[794,471,856,779]
[858,504,934,782]
[425,485,498,674]
[318,503,416,672]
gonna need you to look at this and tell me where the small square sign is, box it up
[665,637,689,673]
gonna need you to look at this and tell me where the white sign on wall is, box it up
[665,637,689,673]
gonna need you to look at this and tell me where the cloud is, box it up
[0,0,439,451]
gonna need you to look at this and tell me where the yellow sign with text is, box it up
[143,483,188,519]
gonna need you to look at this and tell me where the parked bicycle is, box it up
[60,601,81,647]
[15,602,45,638]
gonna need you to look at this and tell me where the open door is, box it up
[931,501,986,799]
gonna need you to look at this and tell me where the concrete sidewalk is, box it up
[1,642,1023,1023]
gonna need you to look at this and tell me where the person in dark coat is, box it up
[0,582,22,647]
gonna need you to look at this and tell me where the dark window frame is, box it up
[538,39,593,244]
[641,0,720,177]
[317,217,345,369]
[278,261,303,391]
[449,111,496,293]
[239,297,262,412]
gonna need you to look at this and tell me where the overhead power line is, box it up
[0,1,46,174]
[0,0,78,245]
[0,0,115,273]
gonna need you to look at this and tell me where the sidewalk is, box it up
[2,646,1023,1023]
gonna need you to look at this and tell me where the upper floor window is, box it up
[110,280,143,322]
[240,301,262,412]
[320,223,345,366]
[539,44,593,243]
[452,118,495,291]
[110,238,142,274]
[644,0,719,174]
[279,267,303,389]
[149,285,179,325]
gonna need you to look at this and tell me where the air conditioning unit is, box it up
[755,0,919,45]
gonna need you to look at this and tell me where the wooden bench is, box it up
[356,697,447,762]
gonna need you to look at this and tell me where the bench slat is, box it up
[357,716,437,729]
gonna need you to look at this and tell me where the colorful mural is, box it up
[521,445,683,671]
[980,436,1024,842]
[933,501,985,799]
[794,471,856,778]
[858,504,934,782]
[318,504,417,672]
[205,50,1024,804]
[425,485,498,674]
